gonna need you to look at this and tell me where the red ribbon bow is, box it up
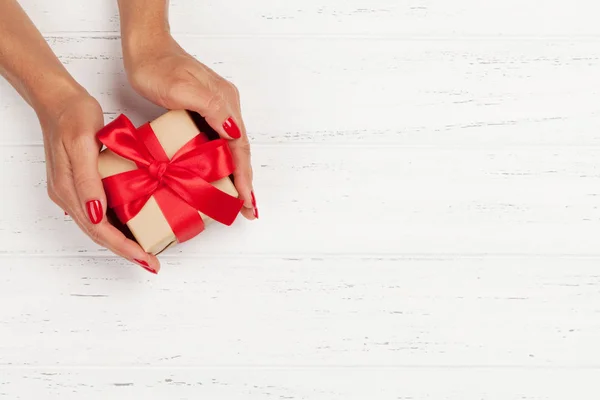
[97,114,243,243]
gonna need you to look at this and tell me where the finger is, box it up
[62,137,160,273]
[227,104,257,219]
[59,182,161,274]
[76,210,161,274]
[229,136,257,220]
[172,80,243,140]
[206,81,244,140]
[65,134,107,225]
[240,206,255,220]
[92,222,161,274]
[225,88,257,219]
[169,80,257,218]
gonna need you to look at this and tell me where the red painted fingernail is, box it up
[251,191,259,219]
[222,117,241,139]
[133,259,157,274]
[85,200,103,224]
[64,211,69,216]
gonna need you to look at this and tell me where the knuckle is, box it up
[86,226,103,246]
[113,235,130,255]
[66,133,94,154]
[69,132,86,147]
[234,163,253,182]
[72,173,97,192]
[51,177,71,197]
[165,73,194,95]
[168,78,191,95]
[221,80,239,98]
[236,139,252,155]
[243,164,254,181]
[161,84,182,109]
[47,185,60,204]
[205,92,226,114]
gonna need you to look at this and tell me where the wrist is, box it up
[30,75,90,123]
[118,0,170,52]
[122,29,172,68]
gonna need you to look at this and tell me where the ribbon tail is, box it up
[153,187,205,243]
[164,175,244,226]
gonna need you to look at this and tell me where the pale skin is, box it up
[0,0,257,274]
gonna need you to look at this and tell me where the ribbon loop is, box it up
[97,114,243,244]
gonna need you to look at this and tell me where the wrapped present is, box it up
[97,110,243,254]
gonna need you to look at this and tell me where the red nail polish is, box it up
[64,211,69,216]
[85,200,103,224]
[222,117,241,139]
[251,191,259,219]
[133,259,157,274]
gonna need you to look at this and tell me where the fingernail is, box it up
[85,200,103,224]
[64,211,69,216]
[223,117,241,139]
[251,191,259,219]
[133,259,157,274]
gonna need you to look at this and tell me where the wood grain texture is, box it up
[3,0,599,397]
[2,257,600,367]
[2,145,600,256]
[19,0,600,37]
[2,368,600,400]
[2,38,600,146]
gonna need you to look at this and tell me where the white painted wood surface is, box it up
[4,38,600,146]
[3,146,600,255]
[2,0,600,398]
[4,368,599,400]
[19,0,600,37]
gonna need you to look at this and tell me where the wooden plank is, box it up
[1,367,599,399]
[2,38,600,146]
[19,0,600,37]
[1,256,600,367]
[5,2,597,396]
[2,145,600,256]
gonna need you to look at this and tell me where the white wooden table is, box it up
[2,1,600,398]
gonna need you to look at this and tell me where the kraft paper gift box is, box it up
[97,110,243,255]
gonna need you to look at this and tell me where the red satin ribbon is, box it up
[97,114,243,243]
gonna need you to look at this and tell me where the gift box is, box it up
[97,110,243,255]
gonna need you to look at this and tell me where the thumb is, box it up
[67,134,106,225]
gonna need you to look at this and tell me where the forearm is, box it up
[117,0,170,64]
[0,0,84,116]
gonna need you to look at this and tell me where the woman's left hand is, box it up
[122,33,258,220]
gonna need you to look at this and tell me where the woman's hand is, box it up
[122,33,258,220]
[0,0,159,274]
[38,88,160,274]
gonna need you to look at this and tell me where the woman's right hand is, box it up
[38,88,160,274]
